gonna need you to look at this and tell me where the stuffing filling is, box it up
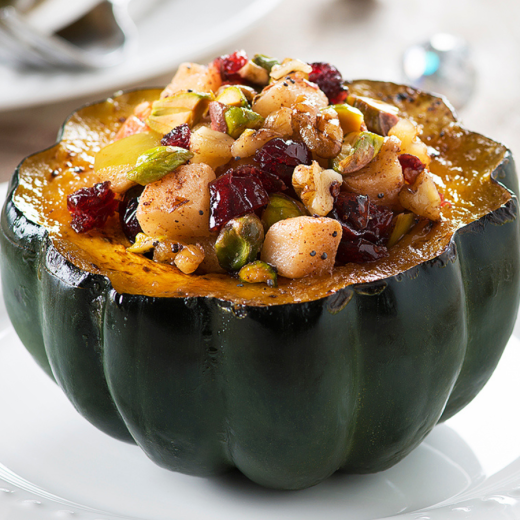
[67,51,448,286]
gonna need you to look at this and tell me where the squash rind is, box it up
[1,84,519,490]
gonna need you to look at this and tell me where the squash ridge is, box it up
[441,196,520,421]
[339,253,467,473]
[39,239,135,443]
[0,191,52,378]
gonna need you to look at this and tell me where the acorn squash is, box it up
[1,82,519,490]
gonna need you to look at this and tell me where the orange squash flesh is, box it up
[12,84,512,306]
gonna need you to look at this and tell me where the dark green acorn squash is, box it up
[1,82,519,490]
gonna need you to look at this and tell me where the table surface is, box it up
[0,0,519,184]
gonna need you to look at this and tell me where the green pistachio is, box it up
[146,91,213,134]
[252,54,280,73]
[95,131,162,173]
[215,214,265,271]
[347,95,400,136]
[261,193,307,232]
[239,260,278,287]
[126,146,193,185]
[216,86,249,108]
[127,233,166,254]
[234,85,258,103]
[331,131,384,175]
[330,104,365,134]
[387,212,416,248]
[224,107,265,139]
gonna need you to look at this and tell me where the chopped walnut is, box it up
[292,102,343,158]
[292,161,342,216]
[174,244,205,274]
[263,107,294,138]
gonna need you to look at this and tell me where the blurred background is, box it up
[0,0,519,183]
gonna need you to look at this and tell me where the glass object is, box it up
[402,34,476,110]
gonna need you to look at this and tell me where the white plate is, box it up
[1,184,520,520]
[24,0,109,35]
[0,0,281,112]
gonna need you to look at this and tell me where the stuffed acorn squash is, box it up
[1,52,519,490]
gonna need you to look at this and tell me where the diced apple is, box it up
[136,163,216,240]
[260,216,342,278]
[161,62,222,98]
[388,118,416,149]
[174,244,205,274]
[389,118,431,166]
[238,61,269,85]
[269,58,312,80]
[342,136,405,209]
[404,139,430,166]
[146,91,213,135]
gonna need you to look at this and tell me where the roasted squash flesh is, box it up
[12,84,511,305]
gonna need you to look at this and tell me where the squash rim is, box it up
[4,82,518,307]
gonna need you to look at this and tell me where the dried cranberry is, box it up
[330,192,393,243]
[161,124,191,149]
[209,172,269,231]
[338,221,364,242]
[254,138,312,187]
[365,203,394,243]
[309,62,348,104]
[398,154,425,184]
[331,192,370,229]
[336,238,388,264]
[348,202,394,244]
[67,181,118,233]
[213,50,248,83]
[119,185,144,243]
[329,192,394,264]
[233,165,286,193]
